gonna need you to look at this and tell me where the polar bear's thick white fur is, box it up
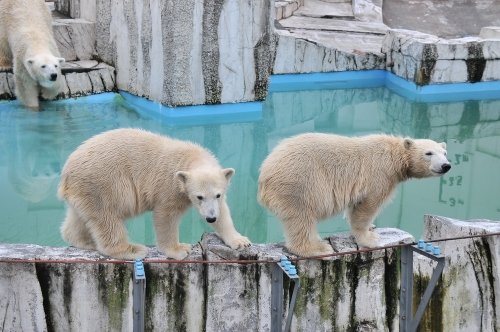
[0,0,65,108]
[59,128,251,260]
[258,133,451,257]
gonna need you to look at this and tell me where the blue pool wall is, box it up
[119,70,500,120]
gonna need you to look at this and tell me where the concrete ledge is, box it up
[1,217,499,330]
[0,61,115,101]
[383,29,500,85]
[414,215,500,331]
[0,229,411,331]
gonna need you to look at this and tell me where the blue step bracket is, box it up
[271,256,301,332]
[133,259,146,332]
[400,242,446,332]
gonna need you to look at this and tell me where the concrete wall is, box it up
[91,0,275,107]
[0,229,411,331]
[1,217,500,331]
[415,215,500,331]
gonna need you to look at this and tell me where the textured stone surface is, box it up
[294,0,353,19]
[383,0,500,38]
[353,0,383,22]
[55,0,96,21]
[0,229,410,331]
[1,219,499,331]
[480,26,500,39]
[0,63,115,100]
[53,18,96,61]
[275,0,304,21]
[94,0,275,107]
[273,30,386,74]
[274,0,388,74]
[383,29,500,84]
[414,215,500,331]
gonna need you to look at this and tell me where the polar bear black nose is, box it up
[206,217,217,223]
[50,73,57,81]
[441,163,451,173]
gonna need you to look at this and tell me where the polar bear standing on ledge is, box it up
[59,128,251,260]
[0,0,65,109]
[258,133,451,257]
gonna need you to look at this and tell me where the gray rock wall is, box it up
[414,215,500,332]
[93,0,275,107]
[383,29,500,85]
[1,218,500,331]
[0,62,115,100]
[0,229,410,331]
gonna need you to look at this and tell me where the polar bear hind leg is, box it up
[60,205,96,250]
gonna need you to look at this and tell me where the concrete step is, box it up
[0,61,115,101]
[53,18,96,61]
[276,0,304,21]
[48,2,96,62]
[278,15,388,35]
[274,0,387,74]
[295,0,354,19]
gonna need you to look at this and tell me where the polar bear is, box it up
[58,128,251,260]
[258,133,451,257]
[0,0,65,109]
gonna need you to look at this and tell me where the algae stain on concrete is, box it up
[318,260,343,325]
[384,249,400,332]
[144,264,194,332]
[416,44,437,85]
[97,264,131,331]
[413,273,445,332]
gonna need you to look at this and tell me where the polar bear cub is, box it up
[258,133,451,257]
[0,0,65,108]
[59,128,251,260]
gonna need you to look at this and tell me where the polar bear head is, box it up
[24,54,65,88]
[176,167,235,224]
[405,138,451,178]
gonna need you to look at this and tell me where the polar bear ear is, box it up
[222,168,235,180]
[440,142,447,149]
[403,138,413,149]
[57,57,65,64]
[175,171,190,184]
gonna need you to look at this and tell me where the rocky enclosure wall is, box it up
[1,217,499,331]
[383,29,500,85]
[92,0,275,107]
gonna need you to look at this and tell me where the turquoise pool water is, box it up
[1,72,500,246]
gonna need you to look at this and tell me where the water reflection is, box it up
[0,88,499,246]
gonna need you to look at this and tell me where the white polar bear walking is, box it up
[58,128,251,260]
[258,133,451,257]
[0,0,65,108]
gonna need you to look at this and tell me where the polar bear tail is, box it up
[57,174,68,200]
[256,179,269,207]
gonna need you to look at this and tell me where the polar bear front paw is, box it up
[354,230,380,248]
[224,234,252,250]
[287,240,334,258]
[162,243,192,260]
[101,243,148,260]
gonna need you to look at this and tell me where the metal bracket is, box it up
[271,256,301,332]
[133,259,146,332]
[400,241,445,332]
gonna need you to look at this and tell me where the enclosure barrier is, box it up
[1,219,499,331]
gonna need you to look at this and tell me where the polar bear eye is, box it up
[55,64,58,68]
[41,65,46,69]
[216,194,221,198]
[425,152,433,156]
[196,195,203,200]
